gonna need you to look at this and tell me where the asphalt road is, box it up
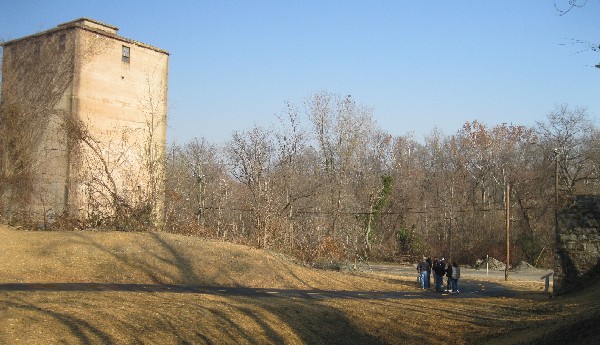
[0,280,525,299]
[367,263,554,282]
[365,263,554,298]
[0,264,553,300]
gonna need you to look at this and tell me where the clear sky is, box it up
[1,1,599,145]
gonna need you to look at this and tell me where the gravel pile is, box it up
[512,261,536,271]
[473,257,506,270]
[473,258,540,271]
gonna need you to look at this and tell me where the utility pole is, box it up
[554,149,559,234]
[505,182,510,281]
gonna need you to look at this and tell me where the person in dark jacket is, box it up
[445,261,452,292]
[433,257,446,292]
[450,261,461,293]
[425,257,432,288]
[417,257,430,289]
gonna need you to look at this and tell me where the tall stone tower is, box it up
[0,18,169,227]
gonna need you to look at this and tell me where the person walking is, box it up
[450,261,461,293]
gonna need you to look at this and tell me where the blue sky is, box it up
[1,1,599,145]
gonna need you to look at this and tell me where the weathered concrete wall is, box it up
[0,18,168,226]
[72,24,168,221]
[0,25,76,222]
[554,195,600,294]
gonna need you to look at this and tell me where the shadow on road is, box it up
[0,281,515,299]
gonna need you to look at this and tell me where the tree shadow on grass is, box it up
[0,297,114,344]
[0,278,523,344]
[0,290,392,344]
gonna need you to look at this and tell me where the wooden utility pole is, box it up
[555,149,559,236]
[505,182,510,281]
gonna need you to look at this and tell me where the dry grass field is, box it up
[0,224,598,344]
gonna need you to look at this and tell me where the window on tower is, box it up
[122,45,130,63]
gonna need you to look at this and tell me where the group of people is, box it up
[416,256,461,293]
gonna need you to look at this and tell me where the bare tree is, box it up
[226,125,274,247]
[138,70,168,227]
[164,138,230,237]
[554,0,600,69]
[271,102,320,253]
[362,131,393,241]
[555,0,590,15]
[537,104,599,195]
[384,134,426,258]
[306,92,375,239]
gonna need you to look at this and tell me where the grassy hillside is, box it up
[0,225,598,344]
[0,226,402,291]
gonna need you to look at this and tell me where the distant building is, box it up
[0,18,169,227]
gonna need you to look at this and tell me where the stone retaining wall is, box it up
[554,195,600,294]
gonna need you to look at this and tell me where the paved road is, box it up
[367,263,554,282]
[0,281,518,299]
[361,263,554,298]
[0,265,552,300]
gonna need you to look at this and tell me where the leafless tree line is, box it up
[164,92,600,267]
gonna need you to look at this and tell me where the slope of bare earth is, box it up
[0,224,598,344]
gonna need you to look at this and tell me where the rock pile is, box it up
[512,261,536,271]
[473,257,538,271]
[473,257,506,270]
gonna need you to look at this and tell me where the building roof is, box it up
[1,17,169,55]
[58,17,120,34]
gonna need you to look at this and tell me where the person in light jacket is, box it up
[450,261,461,293]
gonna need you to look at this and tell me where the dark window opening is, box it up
[59,34,66,51]
[9,46,17,66]
[122,45,130,63]
[34,41,41,58]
